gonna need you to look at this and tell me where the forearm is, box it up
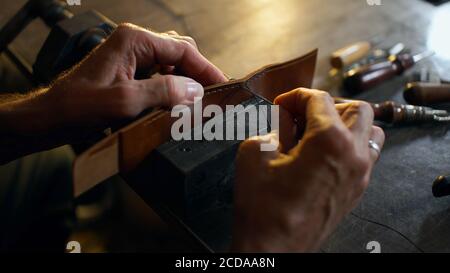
[0,88,57,134]
[0,89,66,164]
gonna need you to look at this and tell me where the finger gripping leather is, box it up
[73,49,318,196]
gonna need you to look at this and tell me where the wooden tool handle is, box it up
[330,41,371,69]
[343,53,415,94]
[343,60,399,93]
[404,82,450,105]
[433,175,450,198]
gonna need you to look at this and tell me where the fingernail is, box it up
[186,81,204,101]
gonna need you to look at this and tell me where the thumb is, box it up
[137,74,204,108]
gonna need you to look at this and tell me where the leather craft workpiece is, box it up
[73,49,318,197]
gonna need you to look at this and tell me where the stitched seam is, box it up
[205,83,243,94]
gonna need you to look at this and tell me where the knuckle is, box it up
[162,75,180,106]
[349,101,374,119]
[373,125,386,142]
[163,74,175,90]
[313,90,332,98]
[110,23,141,48]
[373,125,384,134]
[114,23,136,37]
[184,36,196,44]
[310,90,334,105]
[307,89,332,99]
[312,124,353,156]
[113,84,139,117]
[238,138,261,155]
[237,138,266,163]
[355,100,372,112]
[179,39,196,50]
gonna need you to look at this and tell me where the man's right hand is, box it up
[232,88,385,252]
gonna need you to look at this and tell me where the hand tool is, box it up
[330,41,405,70]
[330,41,372,69]
[404,82,450,105]
[335,97,450,125]
[432,175,450,198]
[366,43,406,65]
[343,51,434,94]
[388,43,407,57]
[346,43,407,71]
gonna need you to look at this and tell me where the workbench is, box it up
[2,0,450,253]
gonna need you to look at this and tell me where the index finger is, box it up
[113,24,227,86]
[274,88,345,134]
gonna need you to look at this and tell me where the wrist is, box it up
[0,88,61,135]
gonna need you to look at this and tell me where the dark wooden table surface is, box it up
[2,0,450,252]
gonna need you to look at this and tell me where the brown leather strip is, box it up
[119,83,252,173]
[244,50,317,101]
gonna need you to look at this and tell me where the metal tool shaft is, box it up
[334,98,450,125]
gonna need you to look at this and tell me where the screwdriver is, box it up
[404,82,450,105]
[343,51,434,94]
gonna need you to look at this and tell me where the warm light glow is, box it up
[427,6,450,60]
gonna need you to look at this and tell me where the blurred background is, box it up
[3,0,450,93]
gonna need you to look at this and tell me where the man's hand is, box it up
[0,24,226,163]
[232,88,385,252]
[44,24,226,129]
